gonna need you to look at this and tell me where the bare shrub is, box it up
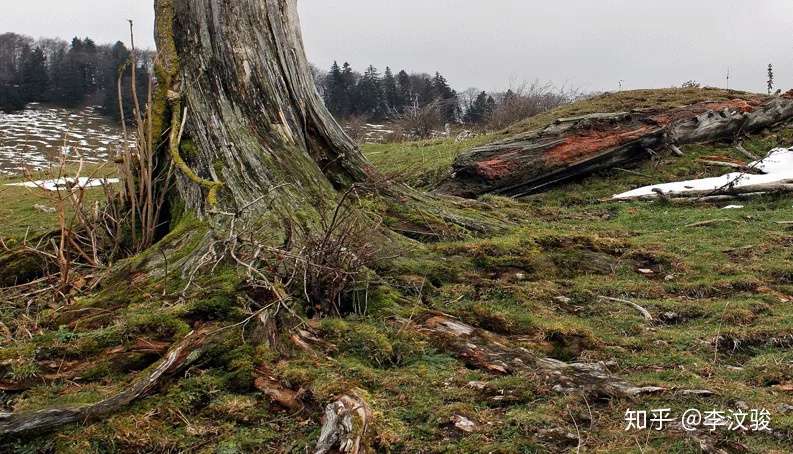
[344,115,367,144]
[487,81,580,130]
[116,22,173,252]
[397,99,444,139]
[0,23,169,300]
[285,186,380,316]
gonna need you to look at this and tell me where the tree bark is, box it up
[439,95,793,198]
[154,0,374,224]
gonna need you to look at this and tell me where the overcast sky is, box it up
[2,0,793,93]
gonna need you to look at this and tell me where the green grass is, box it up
[362,87,765,191]
[362,133,493,189]
[0,166,116,241]
[4,88,793,452]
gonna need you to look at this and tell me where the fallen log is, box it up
[439,93,793,198]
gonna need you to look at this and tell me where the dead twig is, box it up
[598,296,653,322]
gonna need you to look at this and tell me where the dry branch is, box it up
[598,296,653,321]
[735,143,759,161]
[615,181,793,201]
[697,159,766,175]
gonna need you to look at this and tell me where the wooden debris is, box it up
[735,143,759,161]
[685,218,739,228]
[617,181,793,201]
[681,389,716,397]
[315,392,372,454]
[450,414,477,433]
[670,144,685,157]
[254,369,303,412]
[440,94,793,198]
[416,312,664,399]
[598,296,653,321]
[697,159,766,175]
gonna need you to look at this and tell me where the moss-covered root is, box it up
[167,99,224,207]
[0,328,211,436]
[315,391,374,454]
[416,312,665,399]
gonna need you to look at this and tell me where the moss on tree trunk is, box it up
[153,0,375,232]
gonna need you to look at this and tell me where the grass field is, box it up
[2,88,793,452]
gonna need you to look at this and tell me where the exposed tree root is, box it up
[254,368,305,412]
[0,338,172,392]
[414,312,665,399]
[0,328,211,435]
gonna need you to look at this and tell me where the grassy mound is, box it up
[3,88,793,452]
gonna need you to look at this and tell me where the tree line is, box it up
[0,32,151,119]
[314,61,577,132]
[316,62,462,124]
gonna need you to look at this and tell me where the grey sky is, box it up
[2,1,793,93]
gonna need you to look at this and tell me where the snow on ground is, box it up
[0,103,131,176]
[5,177,120,192]
[613,147,793,199]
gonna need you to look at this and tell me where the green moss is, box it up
[0,250,45,287]
[125,311,190,341]
[7,88,793,452]
[185,295,241,321]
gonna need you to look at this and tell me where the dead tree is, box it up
[439,95,793,198]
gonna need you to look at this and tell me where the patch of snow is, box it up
[722,205,745,209]
[613,148,793,199]
[5,177,120,191]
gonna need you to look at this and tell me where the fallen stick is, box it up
[615,182,793,201]
[669,144,685,157]
[598,296,653,321]
[697,159,766,175]
[616,168,652,178]
[685,218,739,228]
[735,143,759,161]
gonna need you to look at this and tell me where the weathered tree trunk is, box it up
[439,95,793,198]
[154,0,374,228]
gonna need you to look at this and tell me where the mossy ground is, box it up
[2,88,793,452]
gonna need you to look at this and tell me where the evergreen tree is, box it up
[768,63,775,95]
[20,46,49,101]
[340,62,357,116]
[382,66,399,112]
[464,91,492,124]
[101,41,131,119]
[356,65,386,120]
[431,72,459,123]
[58,39,88,106]
[485,95,496,119]
[396,70,412,110]
[323,61,346,116]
